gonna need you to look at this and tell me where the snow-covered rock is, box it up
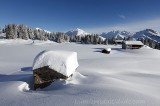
[106,48,111,51]
[66,28,89,37]
[33,50,79,77]
[102,48,111,54]
[32,50,79,90]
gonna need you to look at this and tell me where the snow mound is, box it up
[33,50,79,77]
[18,82,30,92]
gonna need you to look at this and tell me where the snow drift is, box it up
[1,40,160,106]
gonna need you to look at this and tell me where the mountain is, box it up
[133,29,160,42]
[36,28,51,33]
[66,28,89,37]
[100,31,133,40]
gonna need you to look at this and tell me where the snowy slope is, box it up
[66,28,89,37]
[0,39,56,45]
[0,39,33,45]
[133,29,160,42]
[101,31,133,39]
[0,40,160,106]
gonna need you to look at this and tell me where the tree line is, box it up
[3,24,105,44]
[138,37,160,50]
[4,24,70,43]
[1,24,160,50]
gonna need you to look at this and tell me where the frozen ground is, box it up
[0,39,160,106]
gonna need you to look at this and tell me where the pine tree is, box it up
[17,24,29,40]
[27,28,34,40]
[5,24,18,39]
[104,38,108,45]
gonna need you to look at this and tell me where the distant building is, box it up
[122,41,144,49]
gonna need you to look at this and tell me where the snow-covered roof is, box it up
[124,41,144,45]
[32,50,79,77]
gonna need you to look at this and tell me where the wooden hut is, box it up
[122,41,144,49]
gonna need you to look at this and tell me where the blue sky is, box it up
[0,0,160,33]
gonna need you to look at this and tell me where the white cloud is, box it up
[119,15,126,19]
[84,18,160,34]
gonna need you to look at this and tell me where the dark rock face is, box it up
[33,66,67,90]
[102,49,110,54]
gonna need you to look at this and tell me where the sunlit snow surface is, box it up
[0,39,160,106]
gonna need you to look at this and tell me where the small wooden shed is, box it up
[122,41,144,49]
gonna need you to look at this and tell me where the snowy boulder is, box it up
[102,48,111,54]
[32,50,79,90]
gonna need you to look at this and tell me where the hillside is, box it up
[133,29,160,42]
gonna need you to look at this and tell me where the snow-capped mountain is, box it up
[99,35,106,41]
[133,29,160,42]
[66,28,89,37]
[36,28,51,33]
[100,31,133,40]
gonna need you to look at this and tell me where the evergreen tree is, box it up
[5,24,18,39]
[17,24,29,40]
[27,28,34,40]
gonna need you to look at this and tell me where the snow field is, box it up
[0,40,160,106]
